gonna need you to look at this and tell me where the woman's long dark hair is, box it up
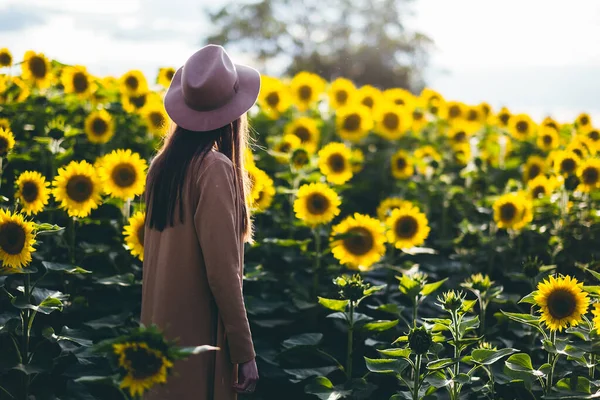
[145,115,252,242]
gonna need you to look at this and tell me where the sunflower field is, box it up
[0,48,600,400]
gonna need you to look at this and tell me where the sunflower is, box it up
[253,172,275,213]
[123,211,145,261]
[99,149,148,200]
[509,113,536,140]
[0,210,36,270]
[120,70,148,96]
[53,160,103,218]
[61,65,95,98]
[142,102,169,136]
[384,88,415,108]
[113,342,173,398]
[328,78,356,109]
[593,303,600,331]
[419,88,444,105]
[447,124,474,148]
[0,48,12,67]
[294,183,341,226]
[554,151,581,177]
[446,101,465,122]
[2,77,30,103]
[492,192,533,230]
[575,113,592,130]
[356,85,383,112]
[494,107,511,128]
[0,127,15,157]
[331,213,386,270]
[0,118,9,131]
[258,76,292,119]
[410,106,428,133]
[16,171,50,215]
[273,134,301,163]
[336,104,373,142]
[284,117,320,153]
[453,143,471,166]
[390,150,414,179]
[374,103,412,140]
[122,92,162,114]
[426,98,448,120]
[291,148,311,170]
[527,175,557,199]
[376,197,414,221]
[85,109,115,144]
[582,127,600,151]
[157,67,176,88]
[534,275,589,332]
[318,142,353,185]
[576,158,600,192]
[385,206,430,250]
[463,105,485,127]
[414,145,441,175]
[21,51,52,89]
[523,155,547,182]
[479,102,493,121]
[536,126,560,151]
[246,165,266,203]
[541,116,560,131]
[290,72,325,112]
[351,149,364,173]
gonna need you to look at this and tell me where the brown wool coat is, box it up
[141,151,255,400]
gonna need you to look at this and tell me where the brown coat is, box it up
[141,151,255,400]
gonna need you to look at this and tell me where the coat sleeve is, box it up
[194,157,255,364]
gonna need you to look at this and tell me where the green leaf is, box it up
[95,273,135,286]
[282,333,323,350]
[34,223,64,235]
[42,262,91,274]
[364,357,409,374]
[393,336,409,344]
[471,348,518,365]
[459,316,480,335]
[421,278,448,296]
[84,314,128,329]
[283,366,339,383]
[518,292,537,305]
[427,358,457,370]
[424,371,452,388]
[462,299,477,313]
[363,284,386,296]
[454,373,470,384]
[556,376,591,394]
[505,353,544,377]
[361,319,399,332]
[581,267,600,283]
[12,289,67,314]
[377,348,411,358]
[304,376,351,400]
[501,311,541,328]
[318,297,349,312]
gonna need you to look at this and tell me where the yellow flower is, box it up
[593,303,600,331]
[284,117,320,153]
[142,102,169,136]
[493,192,533,230]
[453,143,471,166]
[0,210,36,270]
[1,77,30,104]
[98,149,148,200]
[294,183,341,226]
[581,127,600,152]
[258,76,292,119]
[244,148,255,169]
[0,48,13,67]
[536,126,560,152]
[447,124,474,148]
[553,151,581,177]
[119,70,148,96]
[336,104,373,142]
[318,142,353,185]
[253,171,275,213]
[446,101,465,122]
[53,160,103,218]
[374,103,412,140]
[351,148,364,173]
[384,88,415,108]
[113,342,173,398]
[419,88,444,105]
[157,67,176,88]
[534,275,589,332]
[509,114,536,140]
[410,105,428,133]
[330,213,386,271]
[0,127,15,157]
[246,165,267,202]
[541,116,560,132]
[328,78,356,109]
[463,104,485,128]
[577,158,600,192]
[291,148,311,170]
[356,85,383,112]
[479,102,493,121]
[273,134,301,164]
[21,51,52,89]
[0,118,9,131]
[494,107,511,128]
[523,155,547,182]
[426,98,448,120]
[122,92,161,114]
[527,175,557,199]
[16,171,50,215]
[567,136,593,160]
[290,71,325,112]
[385,206,430,250]
[376,198,414,221]
[390,150,414,179]
[123,211,145,261]
[84,110,115,144]
[61,65,95,98]
[575,113,592,130]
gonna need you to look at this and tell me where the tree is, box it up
[205,0,432,90]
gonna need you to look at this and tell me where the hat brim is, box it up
[164,64,260,132]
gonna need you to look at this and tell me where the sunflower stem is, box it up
[311,229,322,299]
[346,301,354,380]
[69,217,76,264]
[546,330,556,393]
[21,274,31,400]
[0,156,3,191]
[123,199,131,221]
[412,354,421,400]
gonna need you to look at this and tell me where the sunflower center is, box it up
[125,76,139,91]
[499,203,517,222]
[125,347,164,380]
[0,137,8,155]
[0,222,26,255]
[266,92,280,107]
[149,111,165,129]
[582,166,599,184]
[467,110,479,121]
[298,85,312,101]
[66,175,94,203]
[336,90,348,104]
[516,121,529,133]
[129,94,147,109]
[343,114,361,132]
[395,99,405,106]
[588,130,600,141]
[137,224,145,247]
[543,134,553,145]
[532,185,546,198]
[72,72,89,93]
[166,69,175,81]
[383,113,399,130]
[91,118,108,136]
[0,52,12,66]
[111,163,137,188]
[561,158,576,174]
[362,97,374,109]
[580,115,590,126]
[528,164,541,179]
[306,193,330,215]
[413,110,424,121]
[29,56,47,78]
[396,157,407,170]
[546,288,577,320]
[21,181,39,203]
[394,216,418,239]
[292,150,309,167]
[545,121,558,130]
[294,126,311,142]
[448,105,461,118]
[328,154,346,173]
[453,131,467,143]
[279,143,291,153]
[499,113,510,125]
[343,227,374,256]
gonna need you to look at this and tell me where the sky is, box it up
[1,0,599,123]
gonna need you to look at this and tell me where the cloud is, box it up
[0,4,47,32]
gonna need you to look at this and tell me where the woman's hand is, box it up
[233,358,259,394]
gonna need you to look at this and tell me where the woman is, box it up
[141,45,260,399]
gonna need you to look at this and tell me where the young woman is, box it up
[141,45,260,400]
